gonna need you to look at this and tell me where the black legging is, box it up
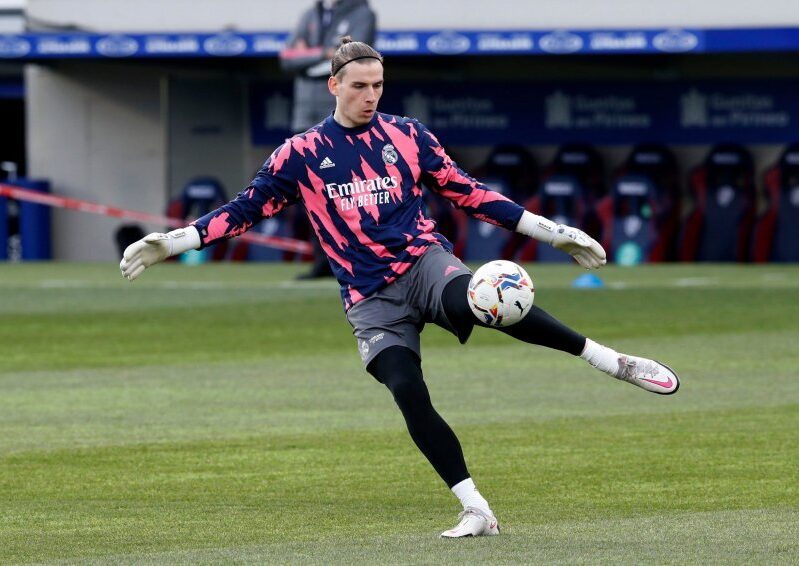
[441,274,586,356]
[366,275,587,488]
[367,345,470,488]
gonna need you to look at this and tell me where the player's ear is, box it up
[328,75,338,96]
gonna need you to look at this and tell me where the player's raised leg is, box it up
[441,274,680,395]
[579,339,679,394]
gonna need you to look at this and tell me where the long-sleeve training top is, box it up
[193,112,525,309]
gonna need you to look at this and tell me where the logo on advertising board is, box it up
[203,34,247,56]
[538,31,583,54]
[0,35,31,58]
[36,37,91,55]
[680,87,790,129]
[96,35,139,57]
[545,89,651,130]
[252,35,286,54]
[375,34,419,52]
[402,90,508,130]
[476,33,534,53]
[653,29,699,53]
[589,32,647,52]
[546,91,573,128]
[427,32,471,54]
[145,36,200,55]
[681,89,708,127]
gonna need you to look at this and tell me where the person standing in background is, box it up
[281,1,378,278]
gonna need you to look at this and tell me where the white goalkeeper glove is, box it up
[119,226,201,281]
[516,211,607,269]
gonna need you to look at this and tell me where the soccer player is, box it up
[120,38,680,538]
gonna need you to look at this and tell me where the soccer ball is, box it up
[467,260,535,327]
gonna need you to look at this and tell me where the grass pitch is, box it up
[1,262,798,564]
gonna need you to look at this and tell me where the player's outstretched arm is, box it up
[119,226,201,281]
[516,211,607,269]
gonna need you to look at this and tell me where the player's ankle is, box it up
[580,338,620,376]
[451,477,493,516]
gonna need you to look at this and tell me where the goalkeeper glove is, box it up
[119,226,201,281]
[516,211,607,269]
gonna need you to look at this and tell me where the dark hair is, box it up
[331,36,383,77]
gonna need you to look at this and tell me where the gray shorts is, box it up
[345,245,472,366]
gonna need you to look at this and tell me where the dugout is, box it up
[7,0,799,260]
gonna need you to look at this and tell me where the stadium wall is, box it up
[26,63,165,261]
[166,76,251,204]
[25,0,799,31]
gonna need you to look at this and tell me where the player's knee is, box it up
[366,346,429,408]
[367,345,421,382]
[441,274,480,340]
[387,373,431,409]
[442,274,471,322]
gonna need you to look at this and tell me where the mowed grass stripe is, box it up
[1,327,797,456]
[38,509,799,566]
[2,286,799,373]
[1,405,797,562]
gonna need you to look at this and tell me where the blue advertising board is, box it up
[2,27,799,59]
[249,80,799,145]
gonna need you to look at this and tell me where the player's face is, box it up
[329,60,384,127]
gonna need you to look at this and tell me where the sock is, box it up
[580,338,621,377]
[451,478,492,515]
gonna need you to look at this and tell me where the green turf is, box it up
[1,263,798,564]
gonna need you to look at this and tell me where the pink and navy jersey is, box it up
[192,112,525,309]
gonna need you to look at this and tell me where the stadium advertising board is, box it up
[249,80,799,145]
[2,27,799,58]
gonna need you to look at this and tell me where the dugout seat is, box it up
[518,144,605,262]
[752,144,799,262]
[474,144,539,204]
[456,145,539,260]
[459,178,516,261]
[168,176,246,261]
[484,144,539,260]
[680,144,757,262]
[597,144,682,264]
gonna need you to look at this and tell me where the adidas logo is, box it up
[320,156,335,169]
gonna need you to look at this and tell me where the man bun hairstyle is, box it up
[331,36,383,77]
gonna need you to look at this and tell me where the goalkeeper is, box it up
[121,38,679,539]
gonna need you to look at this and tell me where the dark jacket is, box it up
[280,0,377,132]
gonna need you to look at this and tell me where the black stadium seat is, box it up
[680,144,757,262]
[458,145,538,261]
[752,144,799,262]
[597,144,682,263]
[167,176,245,261]
[518,144,605,262]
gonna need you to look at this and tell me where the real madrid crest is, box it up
[382,144,398,165]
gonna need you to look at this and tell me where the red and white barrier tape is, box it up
[0,183,313,255]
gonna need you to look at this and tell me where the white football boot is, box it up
[440,507,500,538]
[615,355,680,395]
